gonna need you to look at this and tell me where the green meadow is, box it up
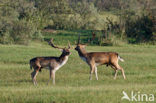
[0,0,155,102]
[0,43,156,103]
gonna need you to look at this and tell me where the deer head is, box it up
[75,34,86,51]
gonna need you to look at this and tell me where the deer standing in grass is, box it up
[75,34,126,80]
[30,38,71,85]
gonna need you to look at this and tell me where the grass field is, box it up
[43,30,93,45]
[0,43,156,103]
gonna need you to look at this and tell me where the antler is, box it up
[49,38,64,49]
[77,34,80,45]
[68,40,71,49]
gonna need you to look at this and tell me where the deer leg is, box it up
[110,65,118,79]
[89,69,93,80]
[31,70,35,79]
[34,70,39,85]
[117,65,126,79]
[113,64,126,79]
[95,66,98,80]
[121,67,126,79]
[52,70,56,85]
[114,69,118,80]
[47,69,52,85]
[31,69,39,85]
[31,63,41,85]
[31,70,35,84]
[89,64,95,80]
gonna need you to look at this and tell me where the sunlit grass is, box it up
[0,44,156,103]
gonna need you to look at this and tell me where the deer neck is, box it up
[59,53,69,64]
[78,48,87,58]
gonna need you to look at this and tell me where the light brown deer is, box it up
[75,34,126,80]
[30,38,71,85]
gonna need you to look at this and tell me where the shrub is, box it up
[10,20,37,45]
[125,14,154,43]
[32,30,44,41]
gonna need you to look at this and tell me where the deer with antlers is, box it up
[30,38,71,85]
[75,34,126,80]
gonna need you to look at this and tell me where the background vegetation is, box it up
[0,0,155,45]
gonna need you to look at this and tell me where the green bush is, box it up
[0,5,19,44]
[125,14,154,43]
[33,30,44,41]
[11,20,36,45]
[0,0,44,45]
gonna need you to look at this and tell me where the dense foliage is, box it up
[0,0,155,44]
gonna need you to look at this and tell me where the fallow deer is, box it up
[30,38,71,85]
[75,34,126,80]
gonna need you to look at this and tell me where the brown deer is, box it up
[30,38,71,85]
[75,34,126,80]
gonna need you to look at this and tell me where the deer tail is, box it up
[118,55,124,62]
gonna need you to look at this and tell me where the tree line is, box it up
[0,0,155,45]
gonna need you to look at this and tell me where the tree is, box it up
[0,0,40,44]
